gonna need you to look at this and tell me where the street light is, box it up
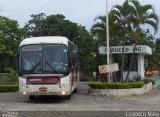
[106,0,110,82]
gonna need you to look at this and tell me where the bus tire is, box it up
[73,88,77,93]
[65,94,71,99]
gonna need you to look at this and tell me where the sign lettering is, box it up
[99,45,152,55]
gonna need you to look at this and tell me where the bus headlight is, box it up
[23,92,27,95]
[22,86,28,89]
[62,91,66,95]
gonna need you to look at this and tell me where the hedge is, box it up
[88,82,145,89]
[143,78,156,85]
[151,79,156,85]
[0,85,19,92]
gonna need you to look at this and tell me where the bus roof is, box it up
[19,36,70,47]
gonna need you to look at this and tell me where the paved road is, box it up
[0,83,160,116]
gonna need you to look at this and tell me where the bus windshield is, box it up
[19,44,69,75]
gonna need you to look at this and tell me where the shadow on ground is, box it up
[25,95,71,104]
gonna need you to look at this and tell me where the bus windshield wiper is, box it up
[46,61,58,73]
[28,62,40,73]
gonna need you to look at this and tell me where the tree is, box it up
[91,0,159,81]
[74,26,97,74]
[91,13,124,45]
[25,13,97,74]
[111,0,159,81]
[0,16,26,72]
[91,10,129,82]
[25,13,79,41]
[147,38,160,71]
[124,0,159,81]
[110,0,135,81]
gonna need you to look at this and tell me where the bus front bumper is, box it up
[19,84,71,96]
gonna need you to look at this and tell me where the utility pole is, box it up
[106,0,110,82]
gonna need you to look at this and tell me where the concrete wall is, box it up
[89,82,153,97]
[0,73,10,84]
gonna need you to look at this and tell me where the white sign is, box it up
[99,45,152,55]
[99,63,119,73]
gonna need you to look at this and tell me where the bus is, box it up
[17,36,79,100]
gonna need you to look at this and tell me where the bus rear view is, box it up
[18,36,79,100]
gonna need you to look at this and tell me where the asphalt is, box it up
[0,82,160,117]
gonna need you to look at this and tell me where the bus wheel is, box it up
[29,95,35,100]
[65,94,71,99]
[73,88,77,93]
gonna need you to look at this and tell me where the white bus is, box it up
[18,36,79,99]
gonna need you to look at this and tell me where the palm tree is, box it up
[91,13,124,82]
[91,12,123,45]
[111,0,159,81]
[91,0,159,82]
[125,0,159,81]
[110,0,135,81]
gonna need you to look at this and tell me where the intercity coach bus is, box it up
[17,36,79,100]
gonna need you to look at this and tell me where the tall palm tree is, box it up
[111,0,159,81]
[91,12,123,45]
[91,12,124,82]
[91,16,106,42]
[91,0,159,82]
[110,0,135,81]
[125,0,159,81]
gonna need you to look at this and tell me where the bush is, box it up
[150,79,156,85]
[143,78,156,85]
[0,85,19,92]
[88,81,145,89]
[80,76,91,82]
[143,78,150,84]
[99,76,107,82]
[7,68,18,84]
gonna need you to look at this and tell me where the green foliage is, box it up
[147,39,160,68]
[80,76,91,82]
[88,81,144,89]
[143,78,150,84]
[0,16,26,72]
[0,85,18,92]
[110,0,159,81]
[151,79,156,85]
[91,0,158,82]
[25,13,79,41]
[7,68,18,84]
[143,78,156,85]
[75,27,97,73]
[99,76,107,82]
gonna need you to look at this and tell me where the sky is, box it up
[0,0,160,38]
